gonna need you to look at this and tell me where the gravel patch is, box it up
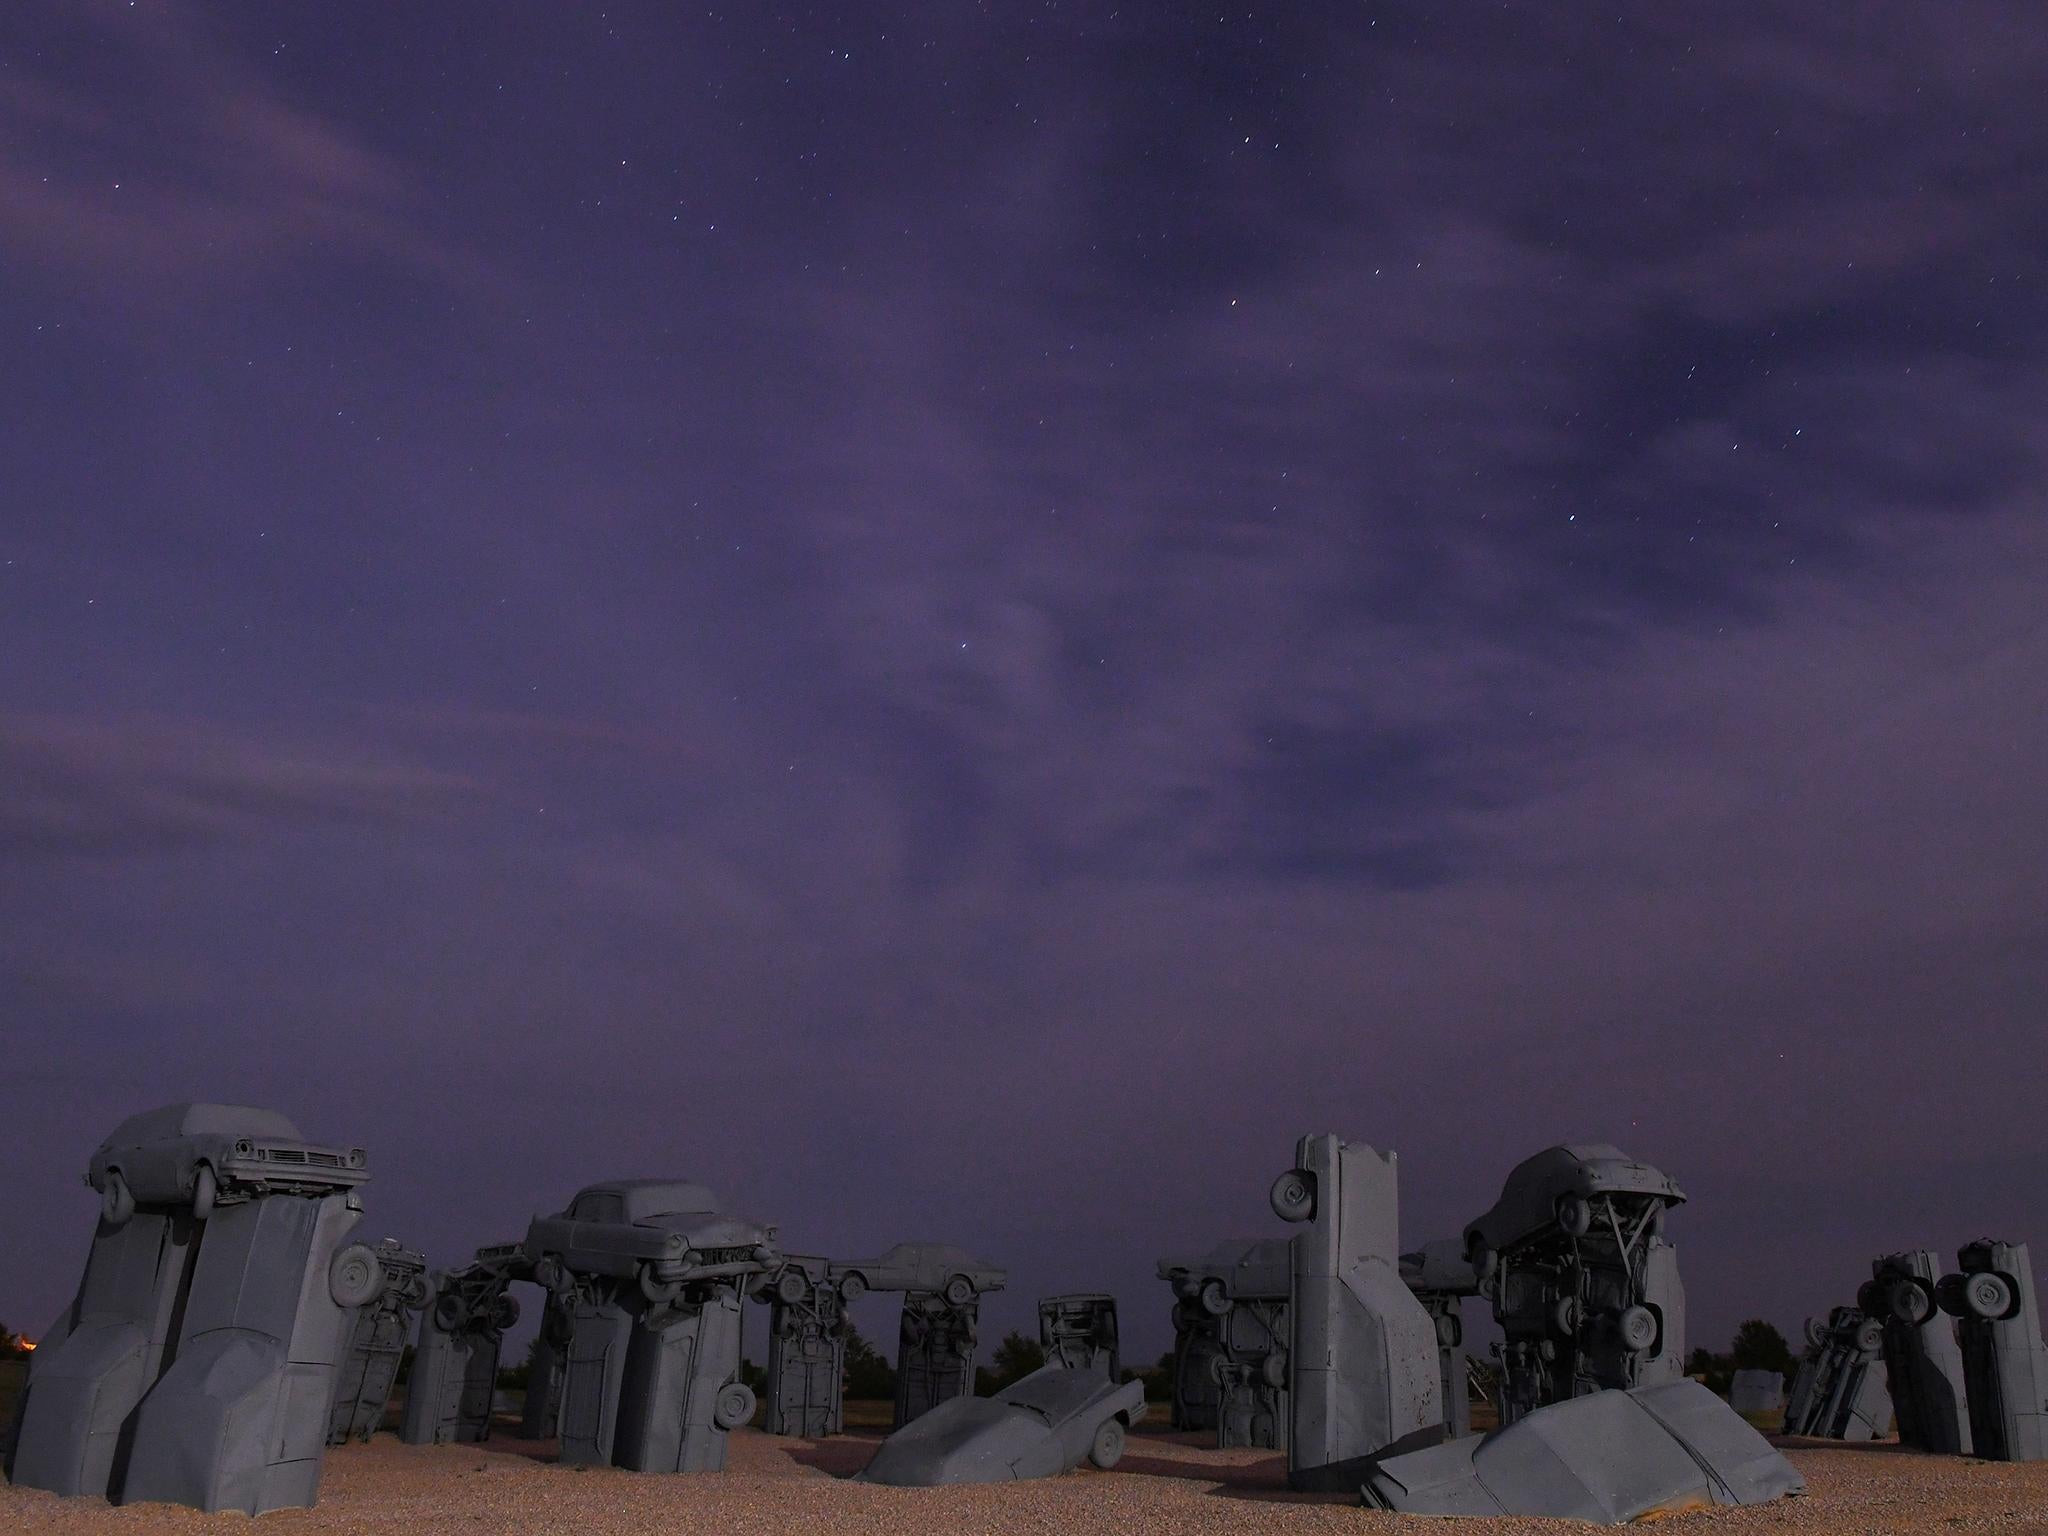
[7,1429,2048,1534]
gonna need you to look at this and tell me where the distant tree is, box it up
[0,1323,29,1359]
[1138,1349,1177,1403]
[739,1356,767,1394]
[1686,1343,1734,1396]
[842,1322,895,1400]
[1730,1319,1796,1377]
[977,1331,1045,1394]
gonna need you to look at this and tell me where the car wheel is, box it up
[1964,1272,2016,1321]
[1618,1305,1658,1352]
[713,1382,756,1430]
[492,1292,522,1332]
[1089,1417,1126,1470]
[838,1271,867,1304]
[943,1275,976,1308]
[1198,1279,1231,1317]
[191,1163,218,1221]
[436,1292,470,1332]
[1261,1351,1289,1390]
[330,1243,384,1308]
[1556,1194,1592,1237]
[1269,1170,1315,1223]
[1889,1278,1933,1326]
[1854,1318,1884,1354]
[101,1169,135,1228]
[777,1269,810,1306]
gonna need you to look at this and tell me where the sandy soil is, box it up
[7,1428,2048,1534]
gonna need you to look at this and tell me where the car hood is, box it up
[1363,1380,1804,1523]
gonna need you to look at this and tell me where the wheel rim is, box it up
[1619,1305,1657,1351]
[191,1164,217,1221]
[1966,1273,2014,1320]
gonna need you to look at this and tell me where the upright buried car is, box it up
[328,1238,431,1443]
[11,1103,374,1515]
[1158,1238,1293,1449]
[1465,1143,1686,1424]
[1940,1239,2048,1461]
[525,1179,777,1473]
[831,1241,1006,1426]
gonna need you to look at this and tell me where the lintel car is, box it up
[87,1102,368,1225]
[522,1179,777,1297]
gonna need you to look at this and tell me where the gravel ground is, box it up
[7,1429,2048,1534]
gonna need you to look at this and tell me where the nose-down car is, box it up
[861,1363,1147,1486]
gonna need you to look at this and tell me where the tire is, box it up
[1551,1297,1578,1337]
[1556,1194,1592,1237]
[1935,1275,1970,1318]
[1269,1170,1315,1223]
[492,1292,522,1332]
[435,1292,470,1333]
[1088,1417,1126,1470]
[1207,1352,1230,1385]
[1805,1317,1829,1348]
[777,1270,810,1306]
[1618,1305,1658,1352]
[1261,1351,1289,1390]
[191,1163,218,1221]
[404,1274,432,1309]
[1854,1319,1884,1354]
[838,1272,867,1304]
[1964,1272,2016,1321]
[943,1275,976,1308]
[1435,1311,1462,1349]
[1889,1278,1933,1326]
[330,1243,385,1308]
[1198,1279,1231,1318]
[101,1169,135,1228]
[712,1382,756,1430]
[1464,1234,1497,1287]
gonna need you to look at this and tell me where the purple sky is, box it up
[4,2,2045,1364]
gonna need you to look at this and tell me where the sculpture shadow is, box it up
[780,1430,886,1478]
[1105,1448,1352,1504]
[1771,1434,1918,1455]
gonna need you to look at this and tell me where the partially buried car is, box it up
[861,1365,1147,1486]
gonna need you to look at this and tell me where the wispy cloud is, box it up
[0,0,481,285]
[0,712,478,858]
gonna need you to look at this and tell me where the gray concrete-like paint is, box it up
[11,1105,372,1515]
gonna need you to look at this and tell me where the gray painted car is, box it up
[861,1364,1147,1486]
[1364,1379,1805,1522]
[523,1179,777,1293]
[832,1242,1005,1305]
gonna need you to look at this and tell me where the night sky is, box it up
[4,2,2045,1365]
